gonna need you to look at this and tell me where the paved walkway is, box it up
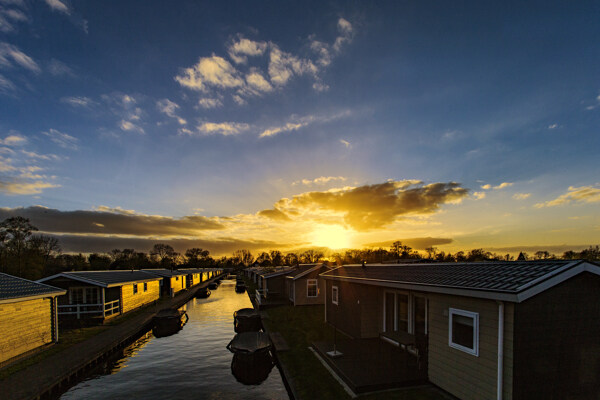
[2,278,218,400]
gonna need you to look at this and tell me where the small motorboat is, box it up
[196,287,211,298]
[233,308,262,333]
[227,331,271,355]
[235,282,246,293]
[208,282,218,290]
[152,308,188,338]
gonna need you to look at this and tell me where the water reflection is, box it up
[59,279,288,400]
[231,351,275,385]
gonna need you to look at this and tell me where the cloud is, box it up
[534,185,600,208]
[275,180,469,230]
[513,193,531,200]
[42,128,79,150]
[0,205,225,236]
[260,122,306,138]
[268,45,317,86]
[48,59,75,77]
[0,180,59,195]
[0,4,28,33]
[175,55,244,92]
[156,98,186,125]
[548,123,558,129]
[197,97,223,109]
[61,96,94,107]
[44,0,70,14]
[119,120,144,134]
[227,36,268,64]
[339,139,351,148]
[292,176,347,186]
[472,191,486,200]
[259,110,352,138]
[481,182,513,190]
[193,122,251,136]
[244,69,273,93]
[364,237,454,250]
[0,73,15,93]
[0,42,40,73]
[0,133,26,146]
[42,234,287,257]
[257,208,291,222]
[21,150,61,161]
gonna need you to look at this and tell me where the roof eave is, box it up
[0,290,67,304]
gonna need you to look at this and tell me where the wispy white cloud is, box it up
[513,193,531,200]
[0,73,15,93]
[481,182,513,190]
[548,123,558,129]
[61,96,94,107]
[260,122,306,138]
[0,3,28,33]
[0,133,26,146]
[44,0,70,14]
[472,191,486,200]
[48,58,75,77]
[175,56,244,92]
[268,45,317,86]
[119,120,145,134]
[21,150,61,161]
[292,176,347,186]
[197,97,223,109]
[0,179,60,195]
[194,122,250,136]
[0,42,40,73]
[535,185,600,208]
[339,139,351,148]
[156,98,186,125]
[42,128,79,150]
[227,36,268,64]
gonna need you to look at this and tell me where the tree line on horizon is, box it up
[1,217,599,281]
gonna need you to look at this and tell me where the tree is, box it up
[425,247,438,259]
[284,252,299,266]
[256,252,272,266]
[150,243,177,268]
[185,247,211,267]
[89,253,112,270]
[300,249,324,263]
[270,250,283,266]
[232,249,253,266]
[0,217,38,276]
[28,235,61,276]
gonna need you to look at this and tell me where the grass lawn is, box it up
[262,304,448,400]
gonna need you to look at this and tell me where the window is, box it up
[69,287,99,304]
[332,285,339,305]
[133,284,138,294]
[307,279,318,297]
[143,282,148,292]
[449,308,479,356]
[176,276,179,281]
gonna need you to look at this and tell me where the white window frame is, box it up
[307,279,318,298]
[332,285,339,305]
[448,308,479,356]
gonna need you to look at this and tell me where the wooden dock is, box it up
[2,276,222,400]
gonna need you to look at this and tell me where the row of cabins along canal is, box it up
[2,260,600,399]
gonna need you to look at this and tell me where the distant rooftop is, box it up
[38,270,162,287]
[1,272,65,301]
[140,269,188,278]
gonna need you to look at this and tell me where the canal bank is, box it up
[2,275,224,400]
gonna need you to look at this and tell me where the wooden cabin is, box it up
[140,269,187,297]
[0,273,66,365]
[285,264,331,306]
[320,260,600,400]
[38,271,161,323]
[178,268,203,288]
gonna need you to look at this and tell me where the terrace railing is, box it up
[58,299,120,319]
[255,289,268,306]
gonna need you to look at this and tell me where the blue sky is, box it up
[0,0,599,256]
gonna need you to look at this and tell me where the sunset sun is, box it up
[310,225,352,249]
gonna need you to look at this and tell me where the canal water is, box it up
[59,279,289,400]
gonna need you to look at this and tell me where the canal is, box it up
[58,279,289,399]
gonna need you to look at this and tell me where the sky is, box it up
[0,0,599,257]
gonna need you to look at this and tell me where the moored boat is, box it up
[226,331,271,355]
[196,287,211,298]
[152,308,188,338]
[233,308,262,333]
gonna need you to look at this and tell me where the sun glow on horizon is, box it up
[310,224,352,249]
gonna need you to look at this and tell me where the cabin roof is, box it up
[140,269,188,278]
[320,260,600,303]
[259,267,296,278]
[38,270,162,288]
[1,272,66,302]
[286,264,327,279]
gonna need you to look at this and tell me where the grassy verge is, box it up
[263,304,447,400]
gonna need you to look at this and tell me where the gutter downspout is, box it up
[497,301,504,400]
